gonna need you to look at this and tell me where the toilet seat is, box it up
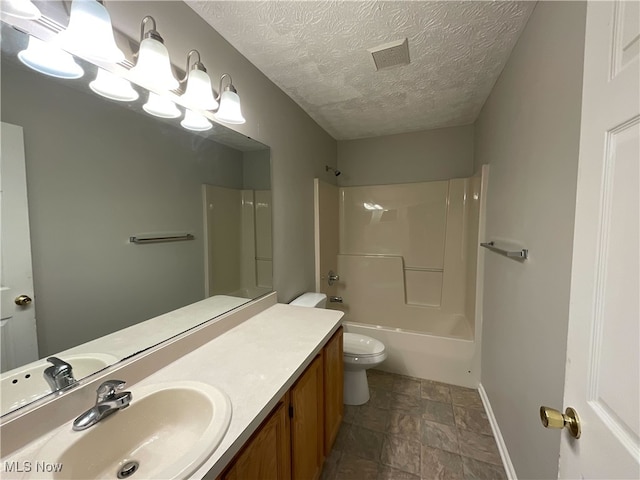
[343,333,386,357]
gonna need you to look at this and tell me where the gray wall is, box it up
[1,61,249,356]
[474,2,587,479]
[106,2,338,303]
[336,125,474,186]
[243,150,272,191]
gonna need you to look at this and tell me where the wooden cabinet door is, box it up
[323,327,344,454]
[290,355,324,480]
[222,400,290,480]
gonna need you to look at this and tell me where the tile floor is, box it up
[322,370,507,480]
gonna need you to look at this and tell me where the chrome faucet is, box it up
[43,357,77,392]
[73,380,132,431]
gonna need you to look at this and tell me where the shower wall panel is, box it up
[254,189,273,289]
[337,179,479,338]
[203,185,242,296]
[340,181,448,268]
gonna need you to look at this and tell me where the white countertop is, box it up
[174,302,342,478]
[0,295,253,416]
[1,302,343,479]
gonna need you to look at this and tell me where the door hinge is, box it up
[288,405,293,418]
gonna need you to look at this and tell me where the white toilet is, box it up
[342,332,387,405]
[290,292,387,406]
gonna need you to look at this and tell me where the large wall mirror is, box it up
[0,23,272,417]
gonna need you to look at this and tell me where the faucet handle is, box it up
[96,379,126,402]
[45,356,72,374]
[44,357,76,392]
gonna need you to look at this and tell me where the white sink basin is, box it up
[1,353,117,415]
[28,381,232,480]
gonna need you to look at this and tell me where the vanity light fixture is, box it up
[129,16,178,91]
[143,92,181,119]
[18,35,84,79]
[0,0,41,19]
[90,68,139,102]
[178,50,246,129]
[55,0,124,64]
[180,50,219,110]
[214,74,246,125]
[179,50,217,131]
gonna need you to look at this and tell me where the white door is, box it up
[559,1,639,478]
[1,122,39,372]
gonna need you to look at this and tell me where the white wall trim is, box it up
[478,383,518,480]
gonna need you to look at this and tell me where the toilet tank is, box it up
[289,292,327,308]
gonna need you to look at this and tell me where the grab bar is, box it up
[129,234,194,244]
[480,241,528,260]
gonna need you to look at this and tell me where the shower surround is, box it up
[331,173,485,387]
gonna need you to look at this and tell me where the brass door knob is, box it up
[14,295,32,306]
[540,406,581,439]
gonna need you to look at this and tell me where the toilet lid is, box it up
[343,333,385,357]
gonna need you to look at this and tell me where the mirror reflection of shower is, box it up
[203,185,273,299]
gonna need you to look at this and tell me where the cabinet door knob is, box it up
[540,406,581,439]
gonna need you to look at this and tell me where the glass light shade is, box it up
[129,37,178,91]
[55,0,124,64]
[142,92,181,119]
[181,69,219,110]
[90,68,139,102]
[214,90,246,124]
[18,36,84,79]
[1,0,41,19]
[181,110,212,132]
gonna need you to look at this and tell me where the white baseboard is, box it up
[478,383,518,480]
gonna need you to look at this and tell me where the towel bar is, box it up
[480,241,528,260]
[129,234,194,244]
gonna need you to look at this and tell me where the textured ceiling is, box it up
[187,1,535,140]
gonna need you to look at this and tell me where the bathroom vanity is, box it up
[217,326,343,480]
[0,294,344,480]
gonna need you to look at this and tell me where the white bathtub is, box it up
[343,319,480,389]
[332,176,485,389]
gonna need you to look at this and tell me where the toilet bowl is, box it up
[289,292,387,406]
[342,333,387,405]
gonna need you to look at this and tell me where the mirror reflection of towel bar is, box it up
[129,234,194,244]
[480,241,528,260]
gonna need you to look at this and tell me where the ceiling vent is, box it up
[368,38,410,71]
